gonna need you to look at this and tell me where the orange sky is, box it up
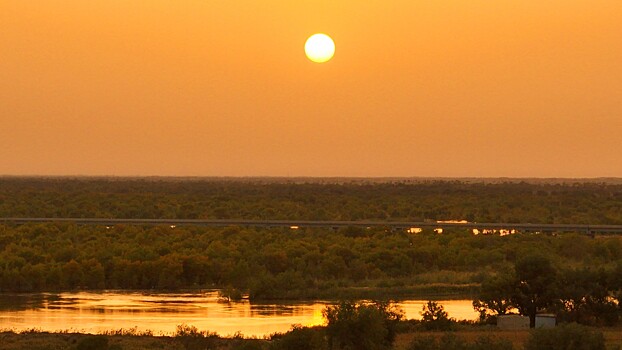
[1,0,621,177]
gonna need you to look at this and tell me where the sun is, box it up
[305,33,335,63]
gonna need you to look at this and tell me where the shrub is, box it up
[407,334,513,350]
[469,335,513,350]
[232,340,267,350]
[407,335,438,350]
[270,325,326,350]
[76,336,109,350]
[323,301,403,350]
[174,324,204,338]
[173,324,220,350]
[420,301,453,331]
[524,323,605,350]
[218,286,244,302]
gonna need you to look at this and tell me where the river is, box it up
[0,291,477,337]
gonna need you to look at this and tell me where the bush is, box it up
[524,323,605,350]
[173,324,220,350]
[323,301,403,350]
[218,286,244,302]
[76,336,109,350]
[232,340,267,350]
[270,325,326,350]
[407,335,438,350]
[407,334,513,350]
[469,335,513,350]
[420,301,453,331]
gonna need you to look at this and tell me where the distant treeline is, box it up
[1,223,621,300]
[1,177,622,223]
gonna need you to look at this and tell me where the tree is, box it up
[558,268,619,326]
[473,254,559,328]
[81,259,106,289]
[472,272,515,322]
[420,301,452,330]
[323,301,403,350]
[511,254,558,328]
[61,259,84,289]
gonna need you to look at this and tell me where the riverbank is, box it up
[0,282,478,301]
[2,326,622,350]
[246,282,480,301]
[0,331,257,350]
[394,327,622,349]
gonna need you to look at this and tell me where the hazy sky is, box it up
[2,1,621,177]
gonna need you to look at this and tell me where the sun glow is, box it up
[305,34,335,63]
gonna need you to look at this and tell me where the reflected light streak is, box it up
[0,292,479,337]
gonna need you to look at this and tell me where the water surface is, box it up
[0,292,477,337]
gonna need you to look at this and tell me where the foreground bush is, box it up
[420,301,454,331]
[76,336,109,350]
[270,325,326,350]
[323,301,403,350]
[524,323,605,350]
[407,333,513,350]
[174,324,221,350]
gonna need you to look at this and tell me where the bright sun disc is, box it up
[305,33,335,63]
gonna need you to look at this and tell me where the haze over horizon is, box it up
[2,1,621,178]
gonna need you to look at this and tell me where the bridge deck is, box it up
[2,218,622,233]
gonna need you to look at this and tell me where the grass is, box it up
[2,326,622,350]
[0,331,247,350]
[394,327,622,350]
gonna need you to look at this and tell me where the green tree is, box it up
[420,301,453,331]
[61,259,84,289]
[558,268,619,326]
[81,259,106,289]
[472,272,515,322]
[323,301,403,350]
[511,254,558,328]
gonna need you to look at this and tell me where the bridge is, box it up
[2,217,622,234]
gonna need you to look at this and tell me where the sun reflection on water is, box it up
[0,292,478,337]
